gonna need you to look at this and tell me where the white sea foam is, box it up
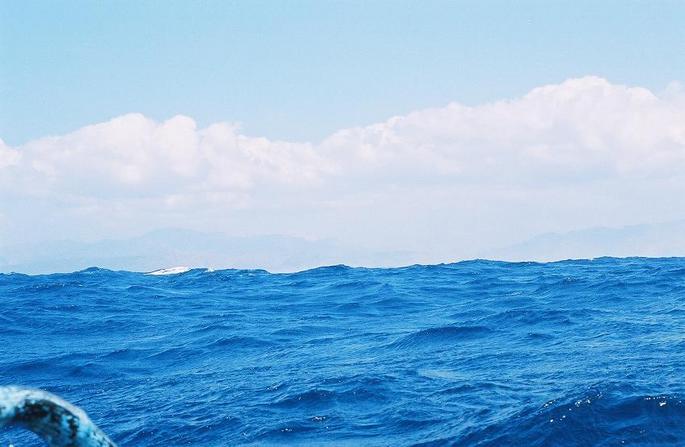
[146,266,191,275]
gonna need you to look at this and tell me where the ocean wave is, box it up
[3,257,685,445]
[391,325,493,349]
[146,266,191,275]
[460,389,685,446]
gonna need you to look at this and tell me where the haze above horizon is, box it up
[1,1,685,271]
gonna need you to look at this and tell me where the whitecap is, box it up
[146,266,191,275]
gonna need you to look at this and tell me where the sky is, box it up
[1,1,685,270]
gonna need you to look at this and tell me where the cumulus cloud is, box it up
[0,139,20,169]
[321,76,685,184]
[4,114,329,199]
[4,76,684,201]
[2,76,685,259]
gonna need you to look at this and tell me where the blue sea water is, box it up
[2,257,685,446]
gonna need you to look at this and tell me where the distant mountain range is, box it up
[485,220,685,262]
[0,229,418,274]
[3,221,685,274]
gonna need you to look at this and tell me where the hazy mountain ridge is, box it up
[487,220,685,261]
[4,221,685,274]
[0,229,419,274]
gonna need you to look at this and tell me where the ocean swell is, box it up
[2,258,685,445]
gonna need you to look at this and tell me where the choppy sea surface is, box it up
[2,257,685,446]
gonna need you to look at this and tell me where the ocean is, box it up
[2,257,685,446]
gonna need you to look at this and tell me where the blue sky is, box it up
[1,1,685,271]
[2,0,683,145]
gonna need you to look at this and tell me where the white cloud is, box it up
[2,76,685,261]
[5,76,685,199]
[0,138,20,169]
[321,76,685,184]
[4,113,329,199]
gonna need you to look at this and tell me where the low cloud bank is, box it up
[2,77,685,264]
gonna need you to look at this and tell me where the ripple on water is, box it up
[3,257,685,445]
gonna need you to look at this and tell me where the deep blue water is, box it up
[2,257,685,446]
